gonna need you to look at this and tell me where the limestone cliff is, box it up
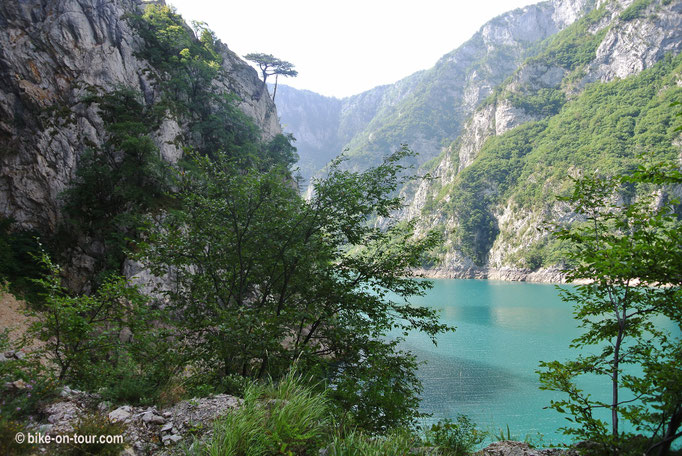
[0,0,280,234]
[410,0,682,280]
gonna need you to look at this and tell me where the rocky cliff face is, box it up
[0,0,279,233]
[409,0,682,280]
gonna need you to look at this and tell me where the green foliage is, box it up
[243,52,298,101]
[57,6,300,288]
[537,161,682,455]
[131,6,222,114]
[0,218,45,303]
[244,53,298,82]
[0,417,35,455]
[142,146,449,433]
[0,331,58,418]
[28,253,177,404]
[0,330,57,455]
[266,133,299,169]
[328,340,424,434]
[130,5,291,161]
[202,372,486,456]
[203,372,329,456]
[527,5,608,71]
[508,88,566,117]
[325,428,418,456]
[61,87,171,280]
[444,121,546,264]
[423,416,485,456]
[620,0,654,21]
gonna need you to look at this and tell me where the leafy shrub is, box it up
[0,331,56,455]
[98,361,165,406]
[508,88,566,117]
[328,340,426,435]
[0,417,35,455]
[0,330,59,422]
[0,218,45,303]
[28,254,177,403]
[423,416,485,456]
[619,0,653,21]
[61,87,171,281]
[527,5,607,70]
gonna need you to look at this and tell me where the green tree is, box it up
[244,52,298,101]
[538,159,682,455]
[61,87,170,282]
[28,252,176,403]
[141,146,449,432]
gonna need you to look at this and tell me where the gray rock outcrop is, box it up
[39,386,242,455]
[0,0,279,233]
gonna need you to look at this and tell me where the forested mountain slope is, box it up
[409,0,682,279]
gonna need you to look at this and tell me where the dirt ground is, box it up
[0,290,36,345]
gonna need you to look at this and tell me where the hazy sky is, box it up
[166,0,540,98]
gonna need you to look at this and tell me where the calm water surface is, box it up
[398,278,674,446]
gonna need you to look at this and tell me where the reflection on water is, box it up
[396,279,680,445]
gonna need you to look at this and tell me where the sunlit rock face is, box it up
[0,0,279,232]
[582,1,682,84]
[398,0,682,280]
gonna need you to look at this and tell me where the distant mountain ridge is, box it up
[276,0,682,280]
[276,0,595,186]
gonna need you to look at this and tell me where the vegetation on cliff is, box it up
[426,52,682,267]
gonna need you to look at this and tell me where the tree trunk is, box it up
[612,321,624,438]
[272,74,279,102]
[655,406,682,456]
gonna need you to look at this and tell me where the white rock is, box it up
[108,406,133,422]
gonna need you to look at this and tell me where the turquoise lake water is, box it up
[397,278,677,446]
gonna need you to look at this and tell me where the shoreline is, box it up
[412,266,567,284]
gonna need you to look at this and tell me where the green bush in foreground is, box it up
[55,413,126,456]
[423,416,486,456]
[326,428,418,456]
[27,253,179,406]
[200,372,488,456]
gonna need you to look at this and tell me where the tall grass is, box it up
[201,371,488,456]
[204,371,329,456]
[326,428,418,456]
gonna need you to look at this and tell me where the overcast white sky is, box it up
[166,0,540,98]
